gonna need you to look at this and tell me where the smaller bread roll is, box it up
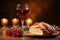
[29,26,43,35]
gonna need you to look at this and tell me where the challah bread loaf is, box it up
[29,22,55,35]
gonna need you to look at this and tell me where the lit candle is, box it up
[12,18,19,25]
[26,18,33,25]
[1,18,8,26]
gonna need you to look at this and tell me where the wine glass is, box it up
[16,3,29,30]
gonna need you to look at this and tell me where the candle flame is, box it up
[12,18,19,25]
[1,18,8,25]
[26,18,33,25]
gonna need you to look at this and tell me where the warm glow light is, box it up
[1,18,8,25]
[26,18,33,25]
[12,18,19,25]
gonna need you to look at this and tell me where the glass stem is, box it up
[21,19,24,30]
[21,19,25,36]
[27,24,29,28]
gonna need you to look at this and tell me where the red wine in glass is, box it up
[16,9,29,19]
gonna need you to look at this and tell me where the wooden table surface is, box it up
[0,32,60,40]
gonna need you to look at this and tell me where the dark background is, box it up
[0,0,60,26]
